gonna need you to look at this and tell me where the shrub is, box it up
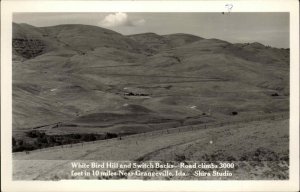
[231,111,238,115]
[13,140,36,152]
[105,132,118,139]
[26,130,45,138]
[37,135,48,144]
[82,134,97,142]
[175,154,186,162]
[271,93,279,96]
[12,137,16,146]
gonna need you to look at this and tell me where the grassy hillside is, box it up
[12,23,289,147]
[13,118,289,180]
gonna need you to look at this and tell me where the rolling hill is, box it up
[12,23,289,147]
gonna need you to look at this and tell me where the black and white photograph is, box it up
[1,1,299,192]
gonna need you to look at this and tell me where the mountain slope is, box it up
[12,23,289,143]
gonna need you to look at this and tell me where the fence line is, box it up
[14,112,289,155]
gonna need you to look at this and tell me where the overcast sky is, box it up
[13,12,289,48]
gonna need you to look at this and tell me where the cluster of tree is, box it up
[12,138,36,152]
[12,131,119,152]
[12,38,45,59]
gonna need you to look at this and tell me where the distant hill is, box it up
[12,23,289,140]
[13,23,146,59]
[127,32,203,53]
